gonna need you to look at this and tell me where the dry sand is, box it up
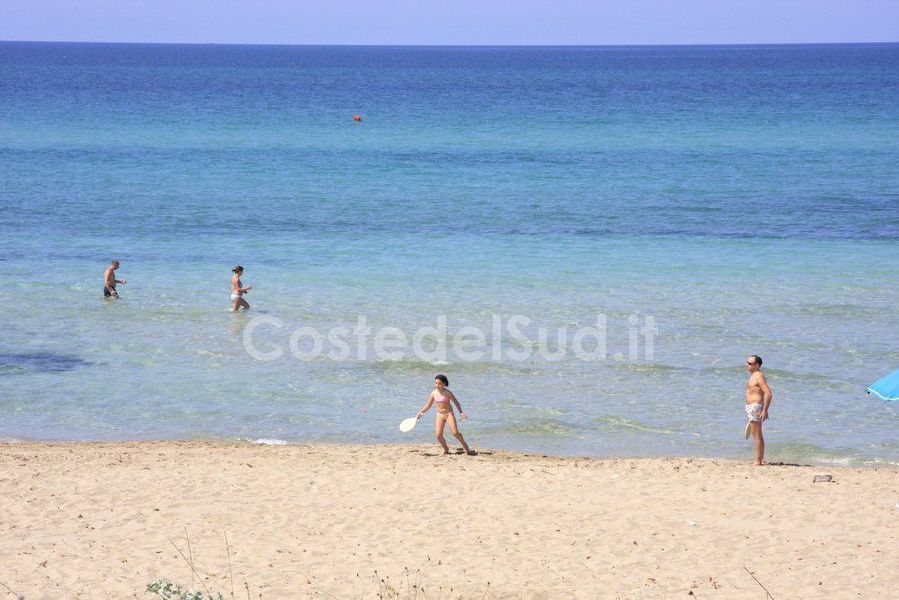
[1,441,897,599]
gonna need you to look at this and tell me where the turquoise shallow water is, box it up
[1,42,898,464]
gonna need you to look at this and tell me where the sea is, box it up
[1,41,897,465]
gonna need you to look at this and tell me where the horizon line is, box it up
[2,38,898,49]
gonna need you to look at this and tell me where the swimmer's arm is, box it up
[758,373,773,419]
[417,396,434,419]
[232,276,251,293]
[449,391,466,416]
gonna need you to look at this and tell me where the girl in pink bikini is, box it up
[417,374,476,455]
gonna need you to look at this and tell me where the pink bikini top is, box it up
[435,392,450,403]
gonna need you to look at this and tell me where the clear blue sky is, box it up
[1,0,897,45]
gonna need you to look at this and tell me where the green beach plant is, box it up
[146,578,225,600]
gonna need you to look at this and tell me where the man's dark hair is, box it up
[750,355,762,366]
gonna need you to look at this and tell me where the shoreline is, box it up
[3,441,898,598]
[2,437,897,470]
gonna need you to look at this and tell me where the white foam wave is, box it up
[814,456,854,466]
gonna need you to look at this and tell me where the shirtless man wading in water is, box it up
[103,260,126,298]
[745,355,773,466]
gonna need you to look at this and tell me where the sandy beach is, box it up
[1,441,897,599]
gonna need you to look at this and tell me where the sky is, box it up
[1,0,897,46]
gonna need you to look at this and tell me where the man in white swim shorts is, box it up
[745,355,773,466]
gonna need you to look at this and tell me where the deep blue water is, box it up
[1,42,897,464]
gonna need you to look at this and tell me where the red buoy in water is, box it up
[353,115,362,122]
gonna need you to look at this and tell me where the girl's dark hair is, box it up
[435,374,448,386]
[232,265,243,274]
